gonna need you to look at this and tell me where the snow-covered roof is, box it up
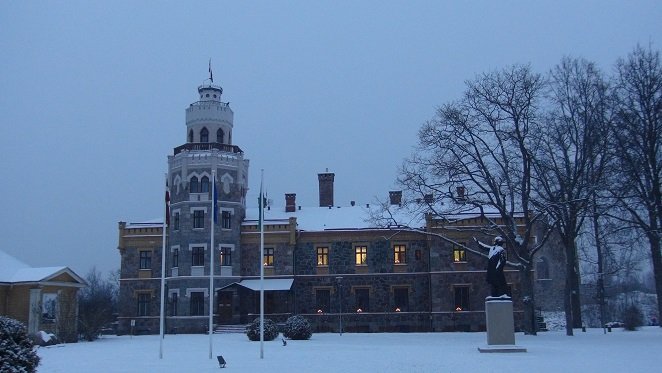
[237,278,293,291]
[125,218,163,229]
[243,204,423,231]
[0,249,86,285]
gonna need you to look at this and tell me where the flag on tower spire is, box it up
[209,59,213,83]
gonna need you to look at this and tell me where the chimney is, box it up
[318,172,335,207]
[285,193,296,213]
[456,186,466,201]
[389,191,402,206]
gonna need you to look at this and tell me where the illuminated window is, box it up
[355,288,370,312]
[394,245,406,264]
[263,248,274,267]
[316,289,330,313]
[453,243,466,262]
[190,292,205,316]
[193,210,205,229]
[355,246,367,265]
[317,247,329,266]
[137,293,150,316]
[454,286,470,311]
[192,247,204,266]
[393,287,409,312]
[139,251,151,269]
[220,247,231,266]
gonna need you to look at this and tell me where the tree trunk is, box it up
[520,267,537,335]
[648,233,662,327]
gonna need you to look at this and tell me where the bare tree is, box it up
[78,267,118,341]
[611,45,662,325]
[395,65,553,334]
[532,57,614,335]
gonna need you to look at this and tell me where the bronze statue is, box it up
[478,236,509,297]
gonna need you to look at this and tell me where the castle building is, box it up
[116,77,561,334]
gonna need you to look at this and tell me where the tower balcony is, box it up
[173,142,243,155]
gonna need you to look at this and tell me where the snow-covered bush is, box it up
[283,315,312,340]
[622,305,643,331]
[0,316,40,372]
[245,318,279,341]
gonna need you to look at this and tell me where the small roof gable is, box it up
[0,250,86,286]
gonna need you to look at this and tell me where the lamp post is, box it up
[336,276,343,336]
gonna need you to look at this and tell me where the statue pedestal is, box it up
[478,297,527,353]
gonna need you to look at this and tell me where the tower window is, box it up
[217,128,224,143]
[188,130,193,143]
[190,176,199,193]
[200,127,209,143]
[193,210,205,229]
[200,176,210,193]
[221,211,231,229]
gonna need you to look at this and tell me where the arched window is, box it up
[190,176,199,193]
[200,127,209,143]
[216,128,224,143]
[188,129,194,143]
[201,176,210,193]
[536,257,550,279]
[228,131,232,145]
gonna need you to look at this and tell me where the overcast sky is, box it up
[1,1,660,276]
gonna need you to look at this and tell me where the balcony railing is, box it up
[173,142,243,155]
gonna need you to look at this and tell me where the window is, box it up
[355,246,367,265]
[263,248,274,267]
[355,288,370,312]
[188,129,193,143]
[222,211,231,229]
[394,245,406,264]
[170,293,178,316]
[172,248,179,268]
[220,247,231,266]
[200,127,209,143]
[173,212,180,230]
[192,247,205,266]
[190,176,199,193]
[217,128,224,143]
[200,176,209,193]
[537,257,550,279]
[415,249,422,261]
[393,287,409,312]
[315,289,330,313]
[139,251,151,269]
[453,243,467,262]
[190,292,205,316]
[317,247,329,266]
[137,293,150,316]
[193,210,205,229]
[454,286,470,311]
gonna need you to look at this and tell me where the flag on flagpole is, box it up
[165,188,170,227]
[209,59,213,83]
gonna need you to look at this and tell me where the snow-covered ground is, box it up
[37,328,662,373]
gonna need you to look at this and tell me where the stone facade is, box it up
[116,79,561,335]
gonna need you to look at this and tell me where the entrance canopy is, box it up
[237,278,293,291]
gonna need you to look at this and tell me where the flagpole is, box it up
[209,170,216,359]
[259,169,265,359]
[159,173,168,359]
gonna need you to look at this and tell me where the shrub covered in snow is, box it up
[283,315,312,340]
[622,305,643,331]
[245,318,279,341]
[0,316,40,373]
